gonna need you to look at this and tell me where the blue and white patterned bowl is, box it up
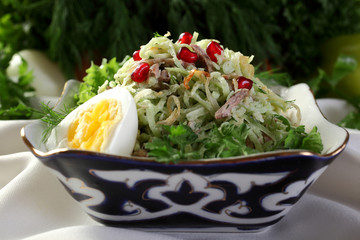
[21,80,349,232]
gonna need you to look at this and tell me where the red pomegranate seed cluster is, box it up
[130,32,247,86]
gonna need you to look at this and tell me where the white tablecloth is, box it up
[1,101,360,240]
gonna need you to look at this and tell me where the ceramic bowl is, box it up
[21,80,348,232]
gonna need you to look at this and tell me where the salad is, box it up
[48,32,323,163]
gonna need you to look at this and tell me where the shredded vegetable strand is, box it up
[205,75,220,111]
[157,95,181,125]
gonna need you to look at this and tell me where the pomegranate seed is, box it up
[237,76,253,90]
[131,63,150,83]
[177,47,198,63]
[178,32,193,44]
[133,49,141,61]
[206,41,223,62]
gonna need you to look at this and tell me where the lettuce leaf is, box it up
[74,57,124,105]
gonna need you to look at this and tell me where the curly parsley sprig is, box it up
[145,124,201,163]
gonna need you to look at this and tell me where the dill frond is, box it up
[39,103,72,143]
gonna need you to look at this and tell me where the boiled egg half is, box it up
[46,87,138,156]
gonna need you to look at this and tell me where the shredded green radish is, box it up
[74,31,323,162]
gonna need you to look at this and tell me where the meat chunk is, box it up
[150,69,171,91]
[158,69,170,83]
[147,61,172,91]
[190,44,214,73]
[149,63,161,78]
[215,89,249,119]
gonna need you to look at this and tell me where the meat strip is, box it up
[215,89,249,119]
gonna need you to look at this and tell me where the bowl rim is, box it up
[21,79,350,165]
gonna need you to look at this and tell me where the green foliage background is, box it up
[1,0,360,80]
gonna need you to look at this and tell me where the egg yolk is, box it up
[67,99,123,152]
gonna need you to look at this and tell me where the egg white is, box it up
[46,87,138,156]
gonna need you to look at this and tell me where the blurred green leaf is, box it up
[328,55,357,87]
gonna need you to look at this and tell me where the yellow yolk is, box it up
[67,99,123,152]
